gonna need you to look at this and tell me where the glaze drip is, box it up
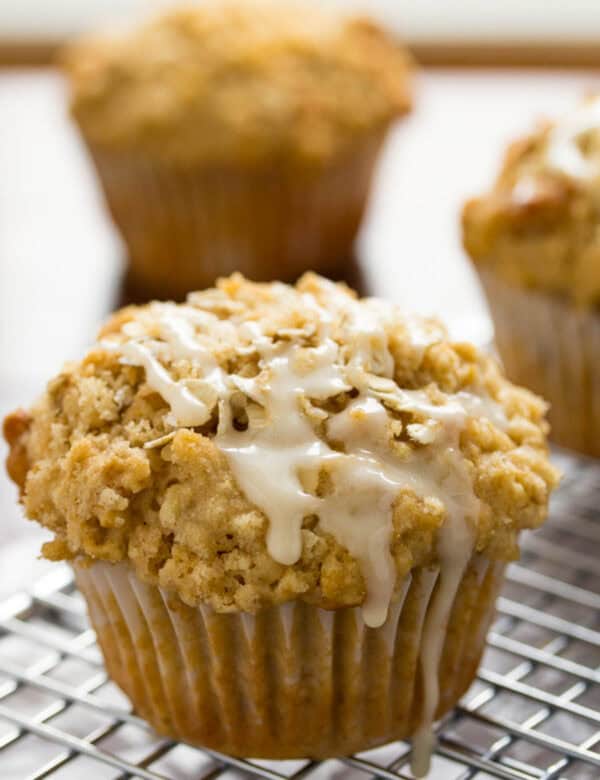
[545,97,600,180]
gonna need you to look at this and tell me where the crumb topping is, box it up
[4,274,558,617]
[463,97,600,308]
[64,1,413,166]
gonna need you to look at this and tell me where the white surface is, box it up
[2,0,600,43]
[1,68,600,599]
[0,73,121,391]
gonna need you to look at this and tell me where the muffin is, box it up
[463,97,600,457]
[4,275,558,772]
[63,2,413,301]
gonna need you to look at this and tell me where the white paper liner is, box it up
[75,555,505,760]
[87,134,384,300]
[480,270,600,457]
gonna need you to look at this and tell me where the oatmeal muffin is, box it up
[463,97,600,457]
[64,2,413,300]
[4,275,557,770]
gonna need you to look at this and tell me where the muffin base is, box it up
[88,135,386,301]
[480,270,600,458]
[75,556,505,759]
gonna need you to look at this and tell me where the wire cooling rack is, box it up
[0,451,598,780]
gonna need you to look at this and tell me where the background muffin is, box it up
[4,274,557,768]
[64,1,413,300]
[463,97,600,457]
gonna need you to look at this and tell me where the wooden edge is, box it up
[0,41,60,66]
[2,37,600,69]
[411,42,600,68]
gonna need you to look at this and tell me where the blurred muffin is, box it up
[463,97,600,457]
[4,274,557,770]
[64,2,413,300]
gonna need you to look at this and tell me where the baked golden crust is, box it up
[4,274,558,614]
[462,102,600,308]
[64,1,412,167]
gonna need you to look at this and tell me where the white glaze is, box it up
[411,726,437,779]
[119,340,211,427]
[105,291,504,630]
[546,97,600,180]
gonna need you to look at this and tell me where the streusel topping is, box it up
[463,97,600,308]
[4,274,557,623]
[64,1,412,166]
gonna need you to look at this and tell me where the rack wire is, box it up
[0,450,598,780]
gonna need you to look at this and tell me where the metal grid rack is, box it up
[0,450,598,780]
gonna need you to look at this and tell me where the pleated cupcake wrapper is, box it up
[75,555,505,759]
[87,135,384,301]
[480,270,600,458]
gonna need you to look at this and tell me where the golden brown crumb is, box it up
[63,1,413,166]
[3,408,32,492]
[4,275,559,614]
[462,101,600,308]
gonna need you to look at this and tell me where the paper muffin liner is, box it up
[85,134,385,301]
[74,555,505,760]
[479,270,600,458]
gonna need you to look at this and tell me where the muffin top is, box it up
[4,275,558,626]
[463,96,600,308]
[64,1,412,167]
